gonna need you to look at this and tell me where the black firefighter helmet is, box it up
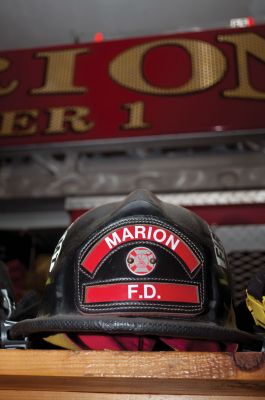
[10,190,262,348]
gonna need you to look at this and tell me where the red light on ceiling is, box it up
[94,32,104,43]
[230,17,255,28]
[246,17,255,26]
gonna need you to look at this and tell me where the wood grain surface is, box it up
[0,393,265,400]
[0,350,264,396]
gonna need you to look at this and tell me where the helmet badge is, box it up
[126,247,157,276]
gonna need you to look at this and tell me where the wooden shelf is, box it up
[0,350,264,399]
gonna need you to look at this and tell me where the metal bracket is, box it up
[0,320,29,349]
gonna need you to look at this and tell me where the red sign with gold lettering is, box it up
[0,25,265,147]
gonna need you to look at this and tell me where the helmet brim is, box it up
[10,314,262,349]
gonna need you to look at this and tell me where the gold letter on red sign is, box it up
[121,101,150,129]
[45,107,94,134]
[109,39,226,95]
[31,48,88,95]
[0,58,19,96]
[0,109,38,136]
[218,33,265,99]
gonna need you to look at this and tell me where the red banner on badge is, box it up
[85,282,200,304]
[81,224,200,274]
[1,25,265,147]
